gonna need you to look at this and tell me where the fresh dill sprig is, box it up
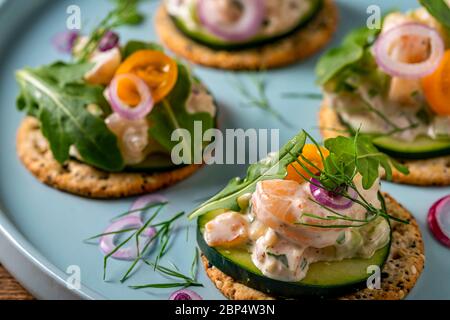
[76,0,146,61]
[120,211,185,283]
[281,92,323,100]
[233,73,291,127]
[90,200,184,281]
[129,248,203,289]
[111,202,169,222]
[290,130,409,229]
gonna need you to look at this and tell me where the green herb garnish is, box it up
[88,201,184,281]
[419,0,450,30]
[290,131,409,228]
[281,92,323,100]
[300,258,308,271]
[120,211,185,283]
[316,26,380,85]
[76,0,147,61]
[267,252,289,268]
[233,73,291,126]
[16,63,124,172]
[188,130,307,219]
[336,232,346,245]
[130,249,203,289]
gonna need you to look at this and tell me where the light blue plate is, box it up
[0,0,449,300]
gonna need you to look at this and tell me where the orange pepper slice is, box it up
[115,50,178,105]
[285,144,330,183]
[422,50,450,115]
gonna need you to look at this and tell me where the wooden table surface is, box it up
[0,263,34,300]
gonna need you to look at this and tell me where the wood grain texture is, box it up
[0,264,34,300]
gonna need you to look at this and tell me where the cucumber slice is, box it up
[198,210,390,298]
[373,136,450,159]
[125,154,180,172]
[336,112,450,159]
[172,0,323,51]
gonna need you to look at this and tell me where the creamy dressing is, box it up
[165,0,314,39]
[203,176,390,282]
[326,10,450,141]
[186,82,217,117]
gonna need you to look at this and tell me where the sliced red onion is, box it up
[52,31,79,54]
[428,196,450,248]
[109,74,154,121]
[197,0,265,42]
[310,178,358,210]
[169,289,203,300]
[129,194,168,218]
[99,216,156,260]
[374,23,445,79]
[98,31,120,52]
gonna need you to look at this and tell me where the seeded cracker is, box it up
[155,0,338,70]
[17,117,201,198]
[202,193,424,300]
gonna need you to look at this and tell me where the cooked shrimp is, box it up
[85,47,122,85]
[383,13,433,106]
[204,211,249,248]
[251,178,377,248]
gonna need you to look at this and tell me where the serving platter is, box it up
[0,0,449,300]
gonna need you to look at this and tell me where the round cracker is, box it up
[202,193,424,300]
[16,117,201,199]
[319,104,450,186]
[155,0,338,70]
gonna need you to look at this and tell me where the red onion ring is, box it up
[374,23,445,79]
[169,289,203,300]
[129,194,168,217]
[99,216,156,260]
[52,31,79,54]
[98,30,120,52]
[428,196,450,248]
[197,0,265,42]
[310,178,358,210]
[109,74,154,121]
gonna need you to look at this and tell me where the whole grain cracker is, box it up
[202,193,424,300]
[155,0,338,70]
[16,117,201,199]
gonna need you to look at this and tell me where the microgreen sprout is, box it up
[290,130,409,229]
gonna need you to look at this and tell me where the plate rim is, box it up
[0,0,104,300]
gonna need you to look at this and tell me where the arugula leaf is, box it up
[188,131,307,219]
[148,63,214,157]
[16,62,124,172]
[323,134,408,190]
[316,27,380,85]
[420,0,450,29]
[122,40,163,59]
[316,42,364,86]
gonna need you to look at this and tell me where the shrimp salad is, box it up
[203,177,389,282]
[319,4,450,143]
[198,136,396,283]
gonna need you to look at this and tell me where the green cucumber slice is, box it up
[373,136,450,159]
[172,0,323,51]
[336,112,450,159]
[198,210,390,298]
